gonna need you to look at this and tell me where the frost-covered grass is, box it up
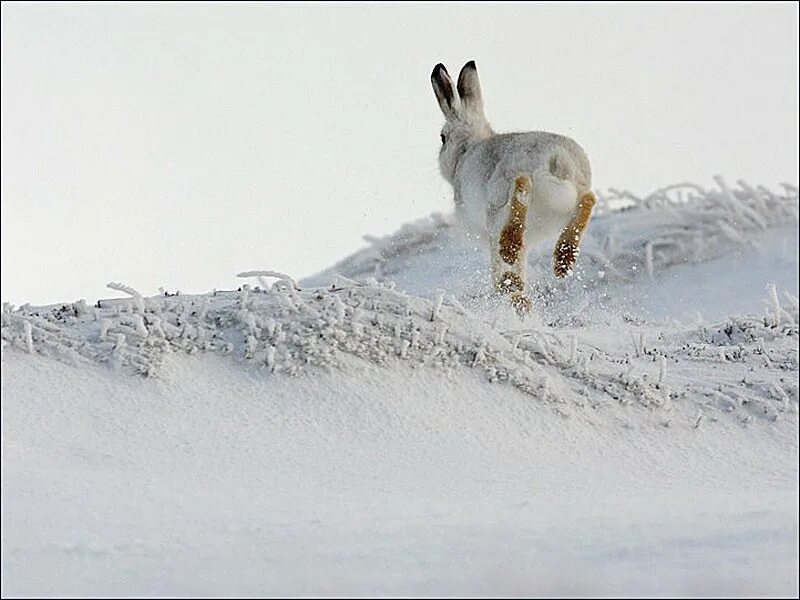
[2,264,797,425]
[2,179,798,596]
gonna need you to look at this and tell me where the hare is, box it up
[431,60,596,314]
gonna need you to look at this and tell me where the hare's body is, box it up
[453,132,591,247]
[431,61,596,314]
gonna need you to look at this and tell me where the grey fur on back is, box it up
[454,131,592,210]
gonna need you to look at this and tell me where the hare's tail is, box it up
[493,175,533,315]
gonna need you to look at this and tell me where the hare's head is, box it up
[431,60,493,184]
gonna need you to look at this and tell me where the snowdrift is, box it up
[2,179,798,596]
[4,179,798,424]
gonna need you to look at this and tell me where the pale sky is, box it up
[2,2,798,306]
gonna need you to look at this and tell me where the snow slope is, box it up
[2,179,799,596]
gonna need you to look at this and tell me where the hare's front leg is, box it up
[553,191,596,278]
[492,175,533,315]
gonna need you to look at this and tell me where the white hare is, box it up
[431,60,596,314]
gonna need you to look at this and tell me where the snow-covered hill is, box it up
[2,179,799,596]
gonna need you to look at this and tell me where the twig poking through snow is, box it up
[767,283,781,323]
[107,282,145,313]
[657,356,667,387]
[24,322,33,353]
[431,290,445,322]
[472,341,486,367]
[99,319,111,340]
[133,315,148,337]
[107,281,142,297]
[410,329,420,349]
[245,335,257,358]
[113,333,126,353]
[693,412,704,430]
[399,339,410,358]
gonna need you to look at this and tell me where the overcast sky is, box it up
[2,2,797,306]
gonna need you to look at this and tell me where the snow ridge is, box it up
[3,280,797,427]
[2,179,798,427]
[309,178,798,288]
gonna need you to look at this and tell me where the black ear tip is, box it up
[464,60,477,70]
[432,63,448,78]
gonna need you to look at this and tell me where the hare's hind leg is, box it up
[493,175,533,315]
[553,191,596,278]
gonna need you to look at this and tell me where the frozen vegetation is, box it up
[2,179,798,596]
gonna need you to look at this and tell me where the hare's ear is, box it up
[431,63,459,120]
[457,60,484,118]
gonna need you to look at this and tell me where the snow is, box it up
[2,179,799,596]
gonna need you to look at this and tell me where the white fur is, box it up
[431,62,592,255]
